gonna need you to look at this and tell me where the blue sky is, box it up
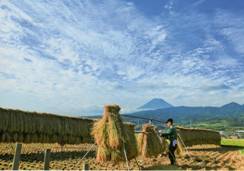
[0,0,244,115]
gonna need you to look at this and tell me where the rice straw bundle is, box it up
[160,136,185,157]
[176,137,185,157]
[176,127,221,146]
[137,124,163,158]
[91,105,137,162]
[124,123,138,159]
[0,107,94,144]
[160,137,169,153]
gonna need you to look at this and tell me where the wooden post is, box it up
[12,143,22,170]
[43,149,51,170]
[82,161,89,171]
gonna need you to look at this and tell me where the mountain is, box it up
[221,102,242,109]
[138,98,173,110]
[127,102,244,124]
[84,102,244,127]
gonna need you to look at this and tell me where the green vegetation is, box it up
[188,118,244,141]
[240,149,244,155]
[221,139,244,147]
[189,115,244,132]
[190,119,229,130]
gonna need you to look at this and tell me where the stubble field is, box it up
[0,143,244,170]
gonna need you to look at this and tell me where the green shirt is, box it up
[161,127,177,142]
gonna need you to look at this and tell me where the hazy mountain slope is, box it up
[128,102,244,124]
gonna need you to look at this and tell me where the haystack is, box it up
[137,124,163,158]
[176,127,221,146]
[91,105,137,162]
[0,107,94,144]
[124,123,138,159]
[160,136,185,157]
[176,136,185,157]
[160,136,169,153]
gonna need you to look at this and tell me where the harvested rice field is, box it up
[0,143,243,170]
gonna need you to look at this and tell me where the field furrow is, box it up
[0,143,243,170]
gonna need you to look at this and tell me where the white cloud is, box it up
[0,0,244,115]
[215,9,244,54]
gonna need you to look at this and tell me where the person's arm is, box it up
[160,128,173,138]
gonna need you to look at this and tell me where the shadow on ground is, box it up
[191,146,243,152]
[0,150,96,162]
[143,164,181,170]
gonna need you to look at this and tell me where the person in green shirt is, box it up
[160,118,177,165]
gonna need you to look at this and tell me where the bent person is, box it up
[160,118,177,165]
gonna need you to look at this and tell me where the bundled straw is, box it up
[0,107,94,144]
[175,136,185,157]
[137,124,163,158]
[177,127,221,146]
[160,137,169,154]
[124,123,138,159]
[160,136,185,157]
[91,105,137,162]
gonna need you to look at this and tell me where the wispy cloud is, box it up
[0,0,244,115]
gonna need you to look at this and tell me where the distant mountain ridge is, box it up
[84,100,244,127]
[129,101,244,124]
[221,102,242,109]
[138,98,173,110]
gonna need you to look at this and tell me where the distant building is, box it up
[235,130,244,138]
[236,130,244,133]
[219,131,228,138]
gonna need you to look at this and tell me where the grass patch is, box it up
[240,149,244,155]
[221,139,244,147]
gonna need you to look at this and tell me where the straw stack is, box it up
[160,137,169,153]
[137,124,163,158]
[91,105,137,162]
[160,136,185,157]
[124,123,138,159]
[0,107,94,144]
[177,127,221,146]
[176,136,185,157]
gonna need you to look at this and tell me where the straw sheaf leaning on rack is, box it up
[0,107,94,144]
[176,126,221,146]
[0,106,221,148]
[137,124,163,158]
[91,105,138,162]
